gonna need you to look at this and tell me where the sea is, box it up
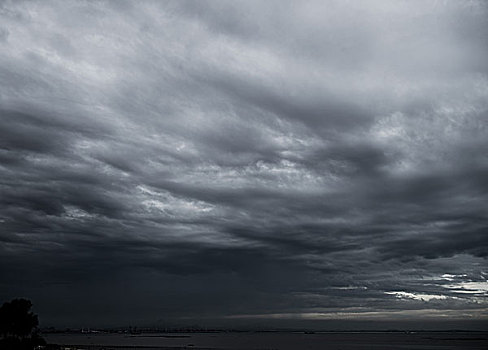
[44,331,488,350]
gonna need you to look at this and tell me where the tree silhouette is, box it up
[0,298,45,350]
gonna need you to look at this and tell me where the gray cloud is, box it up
[0,0,487,328]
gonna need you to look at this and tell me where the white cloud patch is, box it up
[385,291,450,302]
[443,282,488,295]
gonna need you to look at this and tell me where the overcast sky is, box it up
[1,0,487,329]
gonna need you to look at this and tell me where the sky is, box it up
[0,0,487,329]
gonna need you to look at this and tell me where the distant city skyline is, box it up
[0,0,487,329]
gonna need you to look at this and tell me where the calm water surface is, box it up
[45,331,488,350]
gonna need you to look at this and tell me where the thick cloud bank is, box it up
[1,0,487,327]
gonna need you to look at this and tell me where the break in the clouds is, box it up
[1,0,487,328]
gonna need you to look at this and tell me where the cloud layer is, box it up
[1,0,487,328]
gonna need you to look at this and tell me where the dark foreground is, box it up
[45,331,488,350]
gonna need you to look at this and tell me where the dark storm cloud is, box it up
[1,0,487,327]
